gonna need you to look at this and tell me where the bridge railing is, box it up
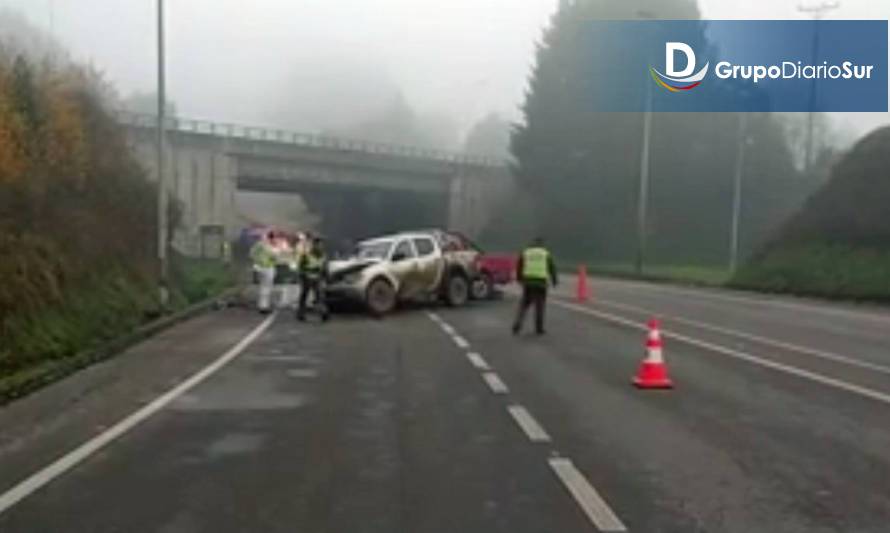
[116,111,504,168]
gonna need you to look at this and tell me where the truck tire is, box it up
[444,272,469,307]
[471,272,494,301]
[366,277,397,317]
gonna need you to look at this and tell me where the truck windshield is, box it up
[356,240,393,260]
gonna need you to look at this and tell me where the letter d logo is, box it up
[666,42,696,77]
[650,42,709,92]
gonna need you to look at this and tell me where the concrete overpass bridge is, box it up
[119,112,513,257]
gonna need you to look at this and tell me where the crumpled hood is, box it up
[327,258,379,281]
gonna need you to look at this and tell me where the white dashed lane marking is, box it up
[452,335,470,349]
[482,372,509,394]
[550,458,627,532]
[507,405,551,443]
[426,312,626,532]
[466,352,490,370]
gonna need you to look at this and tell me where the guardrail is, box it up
[115,111,504,168]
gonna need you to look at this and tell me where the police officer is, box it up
[250,231,277,314]
[512,237,558,335]
[297,236,329,322]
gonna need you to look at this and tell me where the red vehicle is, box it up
[435,231,518,300]
[472,253,517,300]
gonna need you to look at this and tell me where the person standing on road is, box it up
[250,231,277,314]
[271,232,293,309]
[280,234,302,309]
[297,236,329,322]
[512,237,558,335]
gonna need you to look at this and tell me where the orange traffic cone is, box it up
[576,264,589,302]
[632,319,674,389]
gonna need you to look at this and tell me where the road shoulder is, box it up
[0,308,266,497]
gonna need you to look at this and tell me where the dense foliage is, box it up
[0,47,164,381]
[491,0,816,269]
[734,126,890,300]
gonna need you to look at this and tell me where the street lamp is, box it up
[635,9,656,275]
[156,0,169,307]
[798,1,840,173]
[729,113,752,274]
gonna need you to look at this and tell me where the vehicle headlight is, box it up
[342,272,362,284]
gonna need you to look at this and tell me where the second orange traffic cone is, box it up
[632,319,674,389]
[576,264,589,302]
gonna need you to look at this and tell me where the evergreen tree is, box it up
[510,0,807,267]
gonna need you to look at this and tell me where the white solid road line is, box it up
[482,372,509,394]
[0,313,277,516]
[550,458,627,532]
[507,405,551,442]
[554,300,890,406]
[596,277,890,325]
[466,352,491,370]
[452,335,470,349]
[597,298,890,376]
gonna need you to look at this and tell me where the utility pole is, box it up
[636,79,653,276]
[729,114,750,274]
[156,0,169,308]
[797,1,839,174]
[635,9,656,275]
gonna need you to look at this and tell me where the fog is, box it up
[2,0,887,147]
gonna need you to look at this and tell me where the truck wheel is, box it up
[444,273,469,307]
[366,278,396,316]
[471,272,494,301]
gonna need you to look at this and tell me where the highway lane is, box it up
[441,292,890,532]
[545,278,890,397]
[564,277,890,367]
[0,307,594,533]
[1,285,889,532]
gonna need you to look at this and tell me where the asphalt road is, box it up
[1,278,889,532]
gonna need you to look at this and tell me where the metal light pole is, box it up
[156,0,169,307]
[729,113,750,274]
[635,9,656,276]
[48,0,55,35]
[798,1,839,173]
[636,79,653,276]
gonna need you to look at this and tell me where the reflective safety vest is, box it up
[522,247,550,281]
[287,247,302,270]
[250,241,276,268]
[303,253,326,275]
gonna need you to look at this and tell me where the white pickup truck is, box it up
[326,229,480,315]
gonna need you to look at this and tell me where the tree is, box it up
[510,0,805,266]
[463,113,512,159]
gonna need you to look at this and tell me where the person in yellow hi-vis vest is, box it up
[512,237,558,335]
[297,235,329,322]
[250,231,277,314]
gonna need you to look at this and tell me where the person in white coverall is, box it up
[270,233,293,309]
[250,231,277,314]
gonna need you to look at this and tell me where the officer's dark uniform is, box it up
[512,240,558,335]
[297,240,329,322]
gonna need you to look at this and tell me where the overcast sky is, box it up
[1,0,887,141]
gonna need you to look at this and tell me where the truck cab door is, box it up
[389,239,420,298]
[412,236,444,294]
